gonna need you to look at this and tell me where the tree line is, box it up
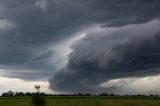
[1,91,116,97]
[1,91,159,97]
[1,91,52,97]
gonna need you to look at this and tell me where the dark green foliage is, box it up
[99,93,108,96]
[31,93,46,106]
[15,92,25,96]
[31,85,46,106]
[2,91,14,96]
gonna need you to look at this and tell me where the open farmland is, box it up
[0,96,160,106]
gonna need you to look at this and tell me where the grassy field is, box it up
[0,96,160,106]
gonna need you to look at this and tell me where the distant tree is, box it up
[110,93,115,96]
[15,92,25,96]
[1,91,14,96]
[8,91,14,96]
[2,93,7,97]
[40,92,47,96]
[77,93,83,96]
[150,94,154,97]
[99,93,108,96]
[25,92,33,96]
[84,93,91,96]
[31,85,46,106]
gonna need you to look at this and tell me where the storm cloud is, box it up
[0,0,160,93]
[49,20,160,93]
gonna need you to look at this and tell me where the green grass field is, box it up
[0,96,160,106]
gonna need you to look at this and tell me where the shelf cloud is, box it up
[0,0,160,93]
[49,20,160,93]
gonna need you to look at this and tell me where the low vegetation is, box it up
[0,96,159,106]
[1,86,160,106]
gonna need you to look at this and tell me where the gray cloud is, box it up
[49,20,160,93]
[64,0,160,26]
[0,0,88,80]
[0,0,160,92]
[35,0,48,11]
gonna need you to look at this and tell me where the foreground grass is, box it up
[0,96,160,106]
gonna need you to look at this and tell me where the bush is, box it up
[31,85,46,106]
[31,93,46,106]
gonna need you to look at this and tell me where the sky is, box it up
[0,0,160,95]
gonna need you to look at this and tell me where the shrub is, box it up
[31,85,46,106]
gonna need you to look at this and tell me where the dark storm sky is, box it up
[0,0,160,94]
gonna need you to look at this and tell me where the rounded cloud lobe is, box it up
[50,20,160,93]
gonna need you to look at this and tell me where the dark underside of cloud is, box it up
[48,0,160,93]
[49,22,160,93]
[0,0,160,93]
